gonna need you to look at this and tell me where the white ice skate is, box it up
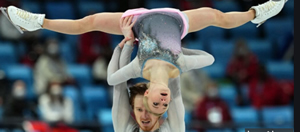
[251,0,288,27]
[0,6,45,33]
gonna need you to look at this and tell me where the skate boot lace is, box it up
[258,0,276,13]
[16,8,37,20]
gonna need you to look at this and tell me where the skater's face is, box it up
[143,83,170,116]
[133,95,159,131]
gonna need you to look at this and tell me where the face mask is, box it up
[47,43,59,55]
[207,88,218,98]
[13,86,26,98]
[50,85,62,96]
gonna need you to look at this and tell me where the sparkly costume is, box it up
[107,8,214,86]
[110,45,185,132]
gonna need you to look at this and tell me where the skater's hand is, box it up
[118,37,133,49]
[120,15,136,44]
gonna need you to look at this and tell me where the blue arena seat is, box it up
[201,63,226,79]
[283,0,294,17]
[266,61,294,80]
[247,39,272,62]
[40,29,59,39]
[261,106,293,127]
[229,22,259,39]
[206,129,233,132]
[45,1,75,19]
[184,40,204,50]
[5,65,33,85]
[0,106,2,120]
[20,1,41,13]
[212,0,241,12]
[230,107,259,126]
[145,1,173,9]
[67,64,92,86]
[78,1,105,17]
[63,85,82,122]
[98,109,114,132]
[82,86,109,120]
[197,27,226,41]
[185,111,192,125]
[60,41,76,64]
[0,42,17,68]
[218,84,237,106]
[208,39,235,66]
[264,18,294,40]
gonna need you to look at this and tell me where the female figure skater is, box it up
[1,0,287,115]
[111,18,185,132]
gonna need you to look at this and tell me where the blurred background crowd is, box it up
[0,0,294,132]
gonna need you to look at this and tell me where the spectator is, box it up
[34,38,75,95]
[2,80,37,121]
[78,30,112,85]
[78,31,112,65]
[226,38,259,106]
[193,81,232,131]
[248,64,283,109]
[180,69,212,112]
[38,82,74,124]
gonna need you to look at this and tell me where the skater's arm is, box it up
[179,48,215,72]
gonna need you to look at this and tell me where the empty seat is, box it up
[218,85,237,106]
[98,109,114,132]
[145,1,173,9]
[63,85,82,122]
[247,39,272,62]
[230,107,259,126]
[45,1,75,19]
[206,129,233,132]
[229,22,259,39]
[264,18,293,40]
[202,63,226,79]
[20,1,41,13]
[184,40,204,50]
[0,43,17,67]
[208,39,234,66]
[212,0,241,12]
[266,61,294,80]
[262,106,293,127]
[67,64,92,86]
[60,41,76,64]
[78,1,105,17]
[197,27,226,41]
[82,86,109,120]
[5,65,33,85]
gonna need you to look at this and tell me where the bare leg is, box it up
[183,7,255,33]
[43,12,124,35]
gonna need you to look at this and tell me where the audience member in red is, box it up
[226,39,259,106]
[278,80,294,105]
[248,64,282,109]
[78,31,112,65]
[193,81,232,131]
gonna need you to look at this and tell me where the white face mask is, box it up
[13,86,26,98]
[47,43,59,55]
[50,85,62,96]
[207,88,218,98]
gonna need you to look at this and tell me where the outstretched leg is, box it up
[184,0,287,33]
[5,6,124,35]
[184,7,255,33]
[43,12,124,35]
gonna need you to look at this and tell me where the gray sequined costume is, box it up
[107,10,214,86]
